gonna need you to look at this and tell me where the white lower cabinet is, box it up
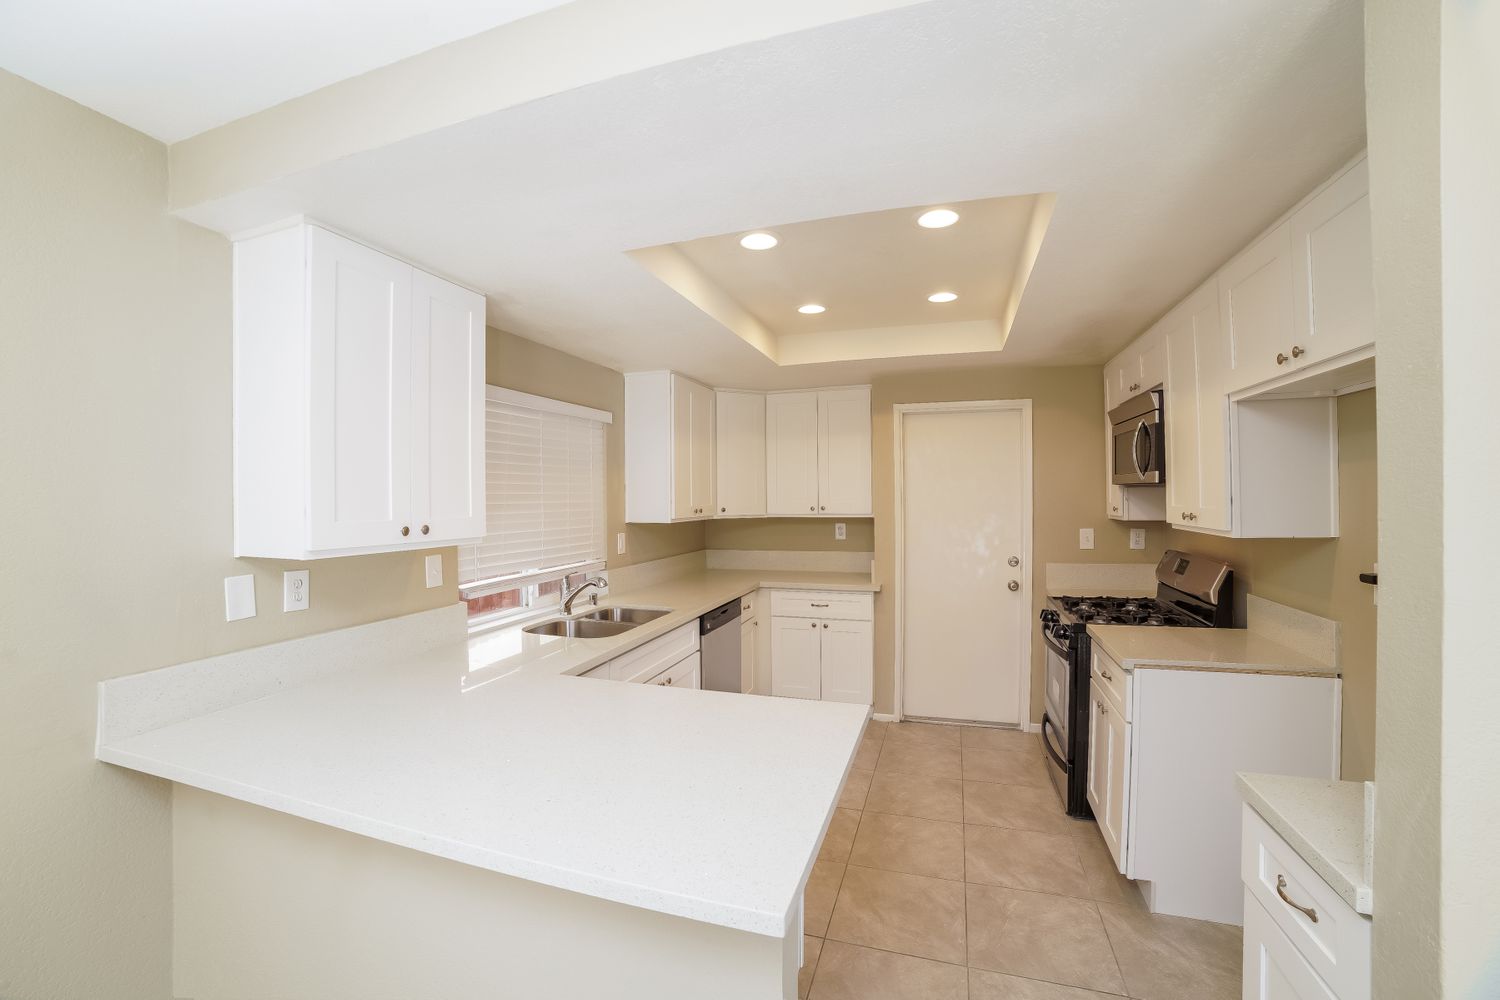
[768,590,873,704]
[1243,893,1337,1000]
[1085,666,1131,869]
[575,623,701,685]
[740,590,759,694]
[647,651,700,690]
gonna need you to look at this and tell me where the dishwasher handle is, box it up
[700,599,742,635]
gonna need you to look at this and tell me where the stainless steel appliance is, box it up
[1109,389,1166,486]
[1039,549,1234,816]
[699,599,742,692]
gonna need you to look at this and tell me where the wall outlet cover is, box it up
[282,570,309,612]
[1079,528,1095,550]
[425,553,443,589]
[224,574,256,622]
[616,532,627,555]
[1129,528,1146,550]
[835,522,847,541]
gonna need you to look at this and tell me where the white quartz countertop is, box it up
[96,568,879,937]
[1087,623,1340,677]
[1238,773,1373,914]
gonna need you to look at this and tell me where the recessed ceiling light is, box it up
[739,231,779,250]
[797,303,826,315]
[917,208,959,229]
[928,291,958,303]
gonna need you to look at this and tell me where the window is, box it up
[459,387,611,629]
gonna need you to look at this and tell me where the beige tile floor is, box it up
[798,719,1242,1000]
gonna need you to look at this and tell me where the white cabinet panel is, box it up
[817,387,872,515]
[715,390,766,516]
[1291,157,1373,369]
[766,392,820,515]
[1244,894,1338,1000]
[770,616,822,699]
[236,222,485,559]
[1220,222,1296,394]
[1163,283,1231,532]
[1087,682,1130,872]
[1137,335,1166,393]
[625,372,714,522]
[819,619,873,705]
[307,227,414,551]
[740,616,757,694]
[410,269,485,544]
[688,378,715,517]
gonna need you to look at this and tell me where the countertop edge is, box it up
[1086,625,1341,679]
[1236,773,1372,916]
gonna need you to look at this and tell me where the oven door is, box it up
[1041,627,1072,766]
[1111,410,1164,486]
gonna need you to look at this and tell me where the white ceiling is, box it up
[67,0,1364,390]
[0,0,574,142]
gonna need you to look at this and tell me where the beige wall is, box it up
[0,70,457,1000]
[1164,390,1377,779]
[705,517,875,552]
[484,327,705,569]
[868,367,1171,720]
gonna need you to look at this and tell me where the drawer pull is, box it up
[1275,875,1318,923]
[810,603,829,607]
[1100,669,1112,681]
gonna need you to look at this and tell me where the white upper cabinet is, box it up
[234,222,485,559]
[714,390,765,516]
[625,371,715,522]
[1289,156,1374,370]
[1163,284,1231,532]
[1220,221,1296,394]
[766,391,821,515]
[1105,330,1167,523]
[816,387,873,516]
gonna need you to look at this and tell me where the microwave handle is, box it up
[1130,421,1146,478]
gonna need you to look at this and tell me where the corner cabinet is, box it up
[624,371,715,522]
[233,222,485,559]
[766,387,872,517]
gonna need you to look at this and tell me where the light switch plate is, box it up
[1129,528,1146,550]
[616,532,627,555]
[1079,528,1095,550]
[425,553,443,589]
[224,574,256,622]
[282,570,309,612]
[835,522,847,541]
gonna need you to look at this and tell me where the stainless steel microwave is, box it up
[1109,390,1165,486]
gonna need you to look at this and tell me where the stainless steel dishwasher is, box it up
[698,599,742,692]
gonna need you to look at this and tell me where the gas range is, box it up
[1038,550,1235,818]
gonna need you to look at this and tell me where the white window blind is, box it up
[458,388,610,590]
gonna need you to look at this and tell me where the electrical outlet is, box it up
[616,532,627,555]
[425,553,443,589]
[224,574,256,622]
[1130,528,1146,550]
[835,522,847,541]
[1079,528,1095,550]
[282,570,309,612]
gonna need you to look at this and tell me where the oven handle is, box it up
[1042,628,1070,660]
[1040,714,1069,772]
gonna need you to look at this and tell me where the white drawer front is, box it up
[1241,805,1370,999]
[647,650,700,689]
[770,590,872,621]
[609,622,699,684]
[1091,646,1130,721]
[1243,891,1338,1000]
[740,590,758,618]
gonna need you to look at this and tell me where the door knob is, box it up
[1007,556,1020,567]
[1007,580,1020,592]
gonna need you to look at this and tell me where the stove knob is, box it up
[1039,609,1059,624]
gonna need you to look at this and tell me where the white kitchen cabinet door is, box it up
[1220,222,1296,394]
[817,387,872,515]
[1163,283,1230,532]
[688,379,715,517]
[1104,356,1131,410]
[770,616,821,699]
[1136,334,1167,393]
[409,269,486,544]
[766,392,820,515]
[1163,301,1200,527]
[1290,157,1373,370]
[670,375,696,518]
[1085,689,1109,835]
[715,390,765,516]
[819,619,873,705]
[624,372,713,522]
[1087,685,1130,871]
[307,226,415,552]
[1243,894,1338,1000]
[740,616,757,694]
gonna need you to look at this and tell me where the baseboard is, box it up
[871,713,897,723]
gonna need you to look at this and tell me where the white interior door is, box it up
[901,406,1029,725]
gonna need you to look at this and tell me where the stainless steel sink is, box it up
[522,618,637,638]
[576,606,671,625]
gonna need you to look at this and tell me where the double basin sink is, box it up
[522,606,671,639]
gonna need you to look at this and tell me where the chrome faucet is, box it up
[561,575,606,615]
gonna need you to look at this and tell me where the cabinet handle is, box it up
[1291,345,1305,359]
[1276,352,1289,365]
[810,603,829,607]
[664,676,673,686]
[401,525,410,537]
[1275,875,1318,923]
[1111,505,1119,513]
[1099,702,1109,715]
[1100,669,1112,681]
[421,524,429,535]
[1129,382,1140,392]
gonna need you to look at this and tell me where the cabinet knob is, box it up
[822,623,828,629]
[401,525,410,537]
[820,505,826,511]
[421,524,429,535]
[1276,352,1289,365]
[664,677,673,686]
[1130,382,1140,392]
[1291,345,1305,359]
[1188,512,1198,521]
[810,622,817,628]
[810,506,816,512]
[721,507,726,513]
